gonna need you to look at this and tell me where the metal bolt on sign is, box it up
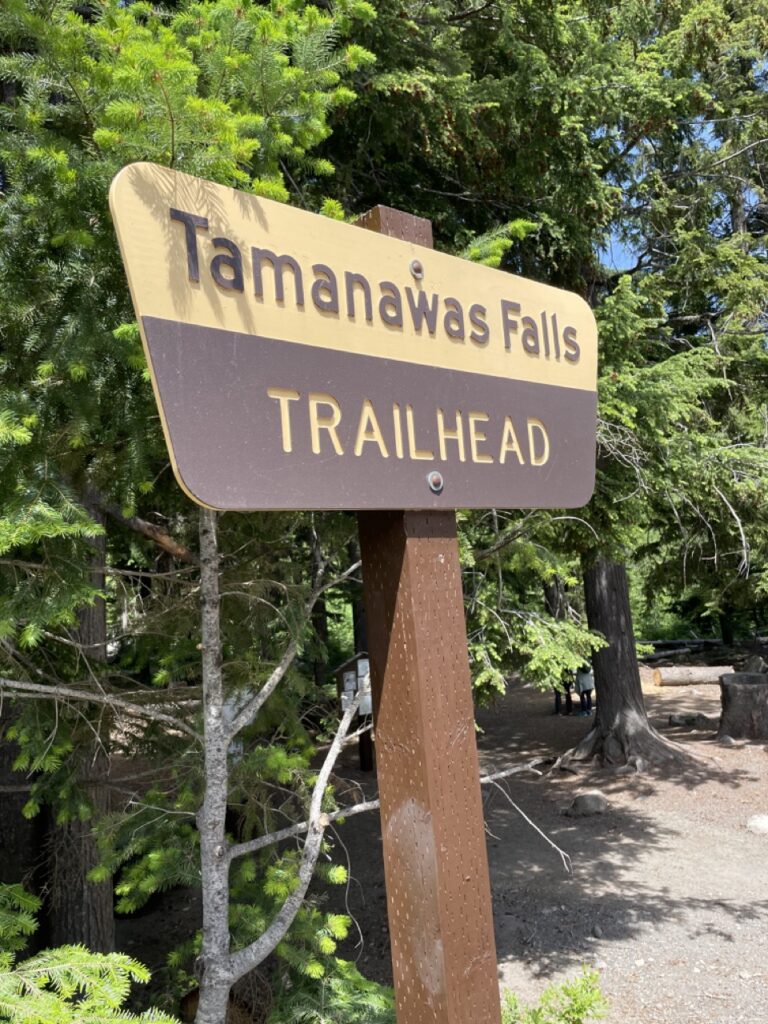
[426,470,444,494]
[356,206,503,1024]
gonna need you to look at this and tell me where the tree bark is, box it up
[191,516,374,1021]
[48,494,114,952]
[348,539,368,653]
[719,608,736,647]
[195,509,234,1024]
[311,596,328,688]
[568,557,687,767]
[543,576,568,620]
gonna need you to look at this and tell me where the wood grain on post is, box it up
[356,206,502,1024]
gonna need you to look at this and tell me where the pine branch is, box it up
[414,1,498,25]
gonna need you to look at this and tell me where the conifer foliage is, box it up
[0,885,176,1023]
[0,0,382,1017]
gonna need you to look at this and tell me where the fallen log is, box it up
[643,647,692,663]
[639,638,723,649]
[653,665,734,687]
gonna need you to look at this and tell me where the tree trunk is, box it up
[543,576,567,620]
[195,509,235,1024]
[346,539,368,654]
[48,494,114,952]
[545,576,573,714]
[47,764,113,951]
[567,557,687,767]
[719,608,736,647]
[312,596,328,688]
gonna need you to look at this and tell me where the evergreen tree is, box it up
[0,0,381,1011]
[320,0,768,763]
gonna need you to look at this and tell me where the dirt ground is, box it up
[324,677,768,1024]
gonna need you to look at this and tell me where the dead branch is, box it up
[710,137,768,168]
[226,559,362,740]
[485,778,572,873]
[714,485,750,576]
[228,690,362,982]
[474,515,537,561]
[0,676,200,739]
[102,503,199,565]
[415,0,498,24]
[227,760,544,863]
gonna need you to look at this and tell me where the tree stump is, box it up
[718,673,768,740]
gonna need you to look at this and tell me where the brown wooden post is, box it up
[356,207,502,1024]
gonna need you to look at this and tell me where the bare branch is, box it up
[480,761,545,785]
[0,676,200,739]
[102,503,199,565]
[226,637,300,740]
[710,137,768,168]
[228,691,362,981]
[474,513,538,561]
[228,760,544,863]
[485,778,572,873]
[415,0,497,25]
[226,559,362,740]
[713,486,750,576]
[227,798,381,861]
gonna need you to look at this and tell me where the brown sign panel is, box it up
[110,163,598,510]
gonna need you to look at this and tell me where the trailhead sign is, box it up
[109,163,597,512]
[110,164,599,1024]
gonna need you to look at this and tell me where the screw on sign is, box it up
[109,164,598,1024]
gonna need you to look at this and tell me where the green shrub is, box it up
[267,957,395,1023]
[502,970,607,1024]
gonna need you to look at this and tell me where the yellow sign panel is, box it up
[109,163,597,511]
[109,163,597,392]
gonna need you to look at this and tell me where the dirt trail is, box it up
[326,679,768,1024]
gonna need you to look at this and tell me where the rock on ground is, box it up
[564,790,609,817]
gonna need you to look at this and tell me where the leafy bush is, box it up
[502,971,607,1024]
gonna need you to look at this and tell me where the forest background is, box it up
[0,0,767,1021]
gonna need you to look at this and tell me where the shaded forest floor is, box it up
[323,674,768,1024]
